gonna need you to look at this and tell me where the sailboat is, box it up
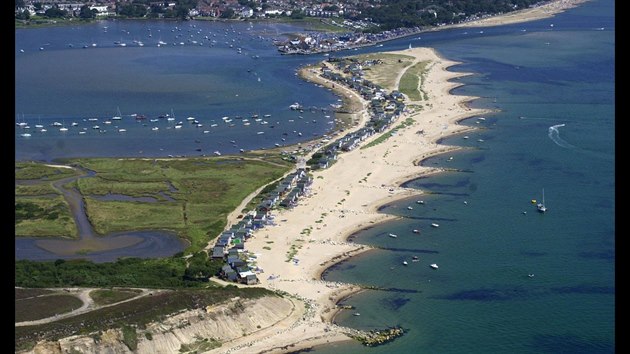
[537,189,547,213]
[112,107,122,120]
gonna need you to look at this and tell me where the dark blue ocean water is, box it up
[315,0,615,353]
[15,0,614,351]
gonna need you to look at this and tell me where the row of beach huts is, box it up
[213,168,313,285]
[214,56,407,285]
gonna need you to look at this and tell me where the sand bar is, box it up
[208,4,595,349]
[207,45,491,353]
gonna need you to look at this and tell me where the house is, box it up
[225,270,239,282]
[212,246,226,259]
[237,270,258,284]
[240,6,253,18]
[252,212,267,228]
[245,274,259,285]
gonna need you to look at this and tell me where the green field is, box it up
[15,196,77,238]
[15,162,79,180]
[352,53,415,91]
[72,157,292,252]
[399,60,430,101]
[16,156,292,252]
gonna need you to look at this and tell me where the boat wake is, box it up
[548,124,575,149]
[547,124,612,161]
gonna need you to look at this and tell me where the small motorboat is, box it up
[431,223,439,228]
[403,261,408,266]
[430,263,438,269]
[388,233,398,238]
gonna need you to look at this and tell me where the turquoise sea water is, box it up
[315,0,615,353]
[15,0,614,351]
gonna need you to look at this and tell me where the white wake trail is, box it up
[548,124,576,149]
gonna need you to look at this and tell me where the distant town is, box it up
[16,0,554,53]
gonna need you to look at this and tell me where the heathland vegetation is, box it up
[15,287,277,351]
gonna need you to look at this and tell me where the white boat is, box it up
[416,200,424,204]
[537,189,547,213]
[407,206,413,210]
[151,127,159,131]
[112,107,122,120]
[402,261,408,266]
[430,263,438,269]
[20,133,31,137]
[118,128,127,132]
[431,223,439,228]
[388,233,398,238]
[412,229,420,234]
[59,127,68,132]
[213,151,221,156]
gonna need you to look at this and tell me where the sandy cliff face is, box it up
[26,296,294,354]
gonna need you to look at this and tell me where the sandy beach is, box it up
[445,0,591,28]
[16,1,595,352]
[204,3,597,352]
[206,46,490,353]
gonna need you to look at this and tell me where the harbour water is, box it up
[15,20,339,161]
[15,0,614,351]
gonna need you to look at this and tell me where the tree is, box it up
[290,10,305,19]
[44,6,68,18]
[16,9,30,20]
[79,5,96,19]
[220,8,234,19]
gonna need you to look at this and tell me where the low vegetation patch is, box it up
[15,294,83,322]
[15,288,53,300]
[15,162,78,180]
[15,257,219,288]
[89,289,143,306]
[15,197,76,238]
[179,336,221,353]
[15,288,275,351]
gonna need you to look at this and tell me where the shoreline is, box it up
[276,0,591,54]
[15,1,593,351]
[215,46,494,353]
